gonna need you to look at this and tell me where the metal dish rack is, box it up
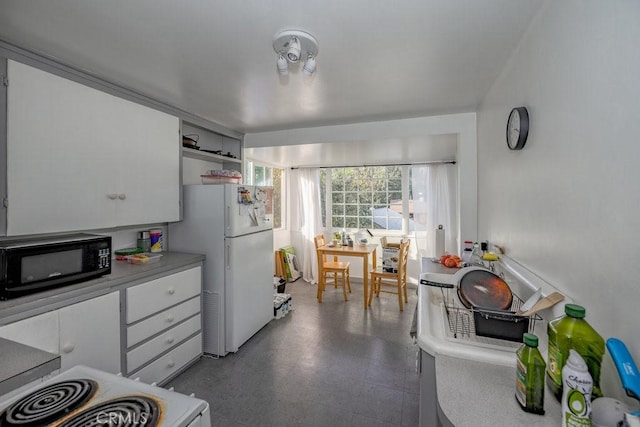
[438,286,542,343]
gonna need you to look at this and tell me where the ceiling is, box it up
[0,0,544,135]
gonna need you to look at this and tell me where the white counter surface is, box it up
[436,354,561,426]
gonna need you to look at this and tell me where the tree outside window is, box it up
[245,161,283,229]
[321,166,413,233]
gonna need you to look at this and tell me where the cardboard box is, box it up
[382,246,400,273]
[381,236,403,273]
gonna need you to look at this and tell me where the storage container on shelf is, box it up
[201,169,242,185]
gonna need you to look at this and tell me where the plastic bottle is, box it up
[561,349,593,426]
[461,240,473,264]
[515,333,546,415]
[469,242,483,265]
[546,304,604,401]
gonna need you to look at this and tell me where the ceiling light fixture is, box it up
[302,54,317,75]
[273,29,319,76]
[286,37,301,63]
[277,54,289,75]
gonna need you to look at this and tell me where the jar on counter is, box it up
[137,231,151,252]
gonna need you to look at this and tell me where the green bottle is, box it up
[516,333,546,415]
[546,304,605,401]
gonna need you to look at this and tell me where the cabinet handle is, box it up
[166,336,174,344]
[107,193,118,200]
[167,360,175,368]
[118,193,126,200]
[166,314,175,323]
[62,343,75,353]
[167,287,175,295]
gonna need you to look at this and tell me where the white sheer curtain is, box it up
[290,168,323,284]
[411,164,458,258]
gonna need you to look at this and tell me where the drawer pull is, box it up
[62,343,75,353]
[166,314,175,323]
[167,360,175,368]
[166,336,174,344]
[167,287,176,295]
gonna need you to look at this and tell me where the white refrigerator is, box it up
[168,184,274,356]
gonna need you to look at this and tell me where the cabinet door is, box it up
[0,310,59,354]
[6,60,118,235]
[59,292,121,374]
[6,60,180,235]
[113,101,180,226]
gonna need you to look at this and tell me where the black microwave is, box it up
[0,233,111,300]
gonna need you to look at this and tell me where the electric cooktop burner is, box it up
[0,366,208,427]
[59,395,160,427]
[0,379,97,426]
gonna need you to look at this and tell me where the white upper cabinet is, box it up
[6,60,180,235]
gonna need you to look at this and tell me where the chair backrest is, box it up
[398,239,410,283]
[314,234,327,263]
[314,234,339,264]
[314,234,325,250]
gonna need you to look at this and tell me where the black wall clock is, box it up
[506,106,529,150]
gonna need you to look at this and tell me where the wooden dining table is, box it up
[316,243,378,309]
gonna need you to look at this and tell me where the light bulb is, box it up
[302,55,317,75]
[277,55,288,75]
[286,37,301,63]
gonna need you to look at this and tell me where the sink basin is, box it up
[417,255,571,367]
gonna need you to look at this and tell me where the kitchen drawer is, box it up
[127,296,201,348]
[127,314,201,372]
[126,267,201,323]
[129,333,202,385]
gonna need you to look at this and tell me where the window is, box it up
[245,160,284,229]
[320,166,413,233]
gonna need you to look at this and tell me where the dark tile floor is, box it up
[168,279,420,426]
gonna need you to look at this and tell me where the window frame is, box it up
[245,159,285,230]
[321,165,412,237]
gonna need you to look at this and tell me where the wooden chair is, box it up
[314,234,352,302]
[368,239,410,310]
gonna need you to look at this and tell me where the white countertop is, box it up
[436,354,561,426]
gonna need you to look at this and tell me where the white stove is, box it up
[0,366,211,427]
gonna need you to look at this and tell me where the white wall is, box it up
[477,0,640,397]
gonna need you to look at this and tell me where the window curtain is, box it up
[411,164,458,258]
[290,168,323,284]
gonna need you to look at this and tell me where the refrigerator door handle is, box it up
[226,244,230,269]
[225,206,231,231]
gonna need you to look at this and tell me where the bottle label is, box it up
[547,340,563,386]
[515,359,528,407]
[564,412,592,427]
[563,369,592,426]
